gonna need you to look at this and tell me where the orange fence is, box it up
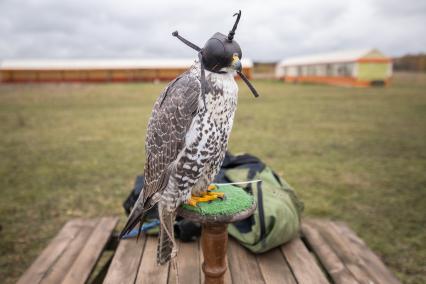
[0,67,252,83]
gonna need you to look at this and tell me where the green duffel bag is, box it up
[217,153,304,253]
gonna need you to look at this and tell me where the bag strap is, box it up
[245,166,258,194]
[256,181,266,241]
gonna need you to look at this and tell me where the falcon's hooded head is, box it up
[172,10,259,97]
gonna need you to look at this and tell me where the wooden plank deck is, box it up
[17,217,119,284]
[104,219,400,284]
[18,218,401,284]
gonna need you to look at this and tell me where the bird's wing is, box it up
[119,71,200,238]
[144,72,200,199]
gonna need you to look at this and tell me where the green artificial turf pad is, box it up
[181,185,254,216]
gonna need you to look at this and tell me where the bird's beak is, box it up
[231,55,242,72]
[231,54,260,98]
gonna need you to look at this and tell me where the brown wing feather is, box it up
[144,72,200,200]
[119,71,200,238]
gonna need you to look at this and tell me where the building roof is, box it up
[0,58,254,70]
[277,49,389,67]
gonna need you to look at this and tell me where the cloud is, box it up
[0,0,425,61]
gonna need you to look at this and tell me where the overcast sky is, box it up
[0,0,425,61]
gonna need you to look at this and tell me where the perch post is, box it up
[178,185,256,284]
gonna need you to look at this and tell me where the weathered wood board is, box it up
[17,217,119,284]
[18,218,401,284]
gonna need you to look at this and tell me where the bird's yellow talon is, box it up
[208,184,218,191]
[198,196,211,202]
[188,197,198,207]
[207,191,224,198]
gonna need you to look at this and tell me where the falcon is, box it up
[119,10,260,264]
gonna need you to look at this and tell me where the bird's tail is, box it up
[157,205,177,264]
[119,201,146,239]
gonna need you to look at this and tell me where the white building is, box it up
[276,49,392,86]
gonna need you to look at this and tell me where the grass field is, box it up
[1,73,425,283]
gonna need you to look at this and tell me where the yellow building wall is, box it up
[357,62,390,81]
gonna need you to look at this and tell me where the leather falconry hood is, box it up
[172,10,260,98]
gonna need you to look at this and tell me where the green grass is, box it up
[0,74,425,283]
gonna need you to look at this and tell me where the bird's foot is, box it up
[187,185,225,207]
[207,184,224,198]
[187,194,219,207]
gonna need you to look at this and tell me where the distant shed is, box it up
[276,49,392,86]
[0,59,253,83]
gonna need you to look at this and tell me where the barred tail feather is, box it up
[157,208,177,264]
